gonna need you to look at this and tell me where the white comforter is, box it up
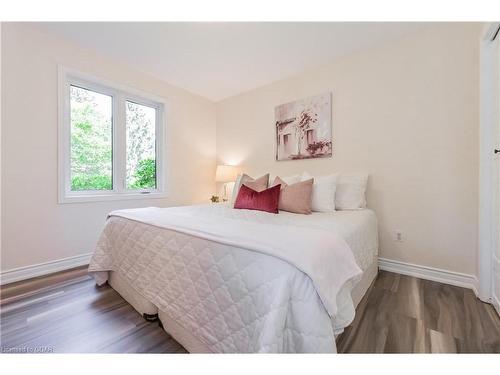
[88,204,373,353]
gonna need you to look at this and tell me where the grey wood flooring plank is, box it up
[337,271,500,353]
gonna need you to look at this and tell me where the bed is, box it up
[88,203,378,353]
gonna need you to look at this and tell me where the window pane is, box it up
[126,101,156,189]
[70,86,113,191]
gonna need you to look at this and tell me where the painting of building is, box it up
[275,93,332,161]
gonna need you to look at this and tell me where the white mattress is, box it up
[89,204,378,353]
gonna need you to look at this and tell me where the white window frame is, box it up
[58,66,167,203]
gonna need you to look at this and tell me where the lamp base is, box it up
[222,183,228,202]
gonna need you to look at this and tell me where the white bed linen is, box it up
[164,204,379,271]
[88,204,378,353]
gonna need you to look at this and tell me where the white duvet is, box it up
[88,204,377,353]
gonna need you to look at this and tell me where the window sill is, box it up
[58,191,168,204]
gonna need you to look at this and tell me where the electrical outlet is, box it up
[394,231,404,242]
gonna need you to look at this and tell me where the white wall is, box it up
[1,23,216,272]
[216,23,482,276]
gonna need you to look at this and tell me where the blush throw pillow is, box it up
[270,174,301,185]
[231,173,269,205]
[301,172,338,212]
[272,177,314,214]
[234,184,281,214]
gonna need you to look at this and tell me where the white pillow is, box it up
[301,172,337,212]
[230,174,243,205]
[335,174,368,210]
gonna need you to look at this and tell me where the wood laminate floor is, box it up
[0,268,186,353]
[337,271,500,353]
[1,269,499,353]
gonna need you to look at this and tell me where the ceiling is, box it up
[36,22,428,102]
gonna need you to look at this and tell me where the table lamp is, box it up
[215,165,239,202]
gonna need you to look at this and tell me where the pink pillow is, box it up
[241,173,269,192]
[271,176,314,214]
[231,173,269,205]
[234,184,281,214]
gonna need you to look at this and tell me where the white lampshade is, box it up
[215,165,239,183]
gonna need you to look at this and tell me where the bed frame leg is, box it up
[143,313,159,322]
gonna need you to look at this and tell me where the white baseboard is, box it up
[378,257,479,296]
[0,253,92,285]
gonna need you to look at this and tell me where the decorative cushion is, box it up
[243,177,269,192]
[273,174,301,185]
[234,184,281,214]
[272,177,314,214]
[301,172,338,212]
[231,173,269,205]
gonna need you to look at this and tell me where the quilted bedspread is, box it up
[88,204,363,353]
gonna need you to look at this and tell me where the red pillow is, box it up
[234,184,281,214]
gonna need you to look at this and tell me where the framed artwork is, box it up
[275,92,332,161]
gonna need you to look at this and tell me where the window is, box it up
[58,67,166,203]
[126,101,157,190]
[70,86,113,191]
